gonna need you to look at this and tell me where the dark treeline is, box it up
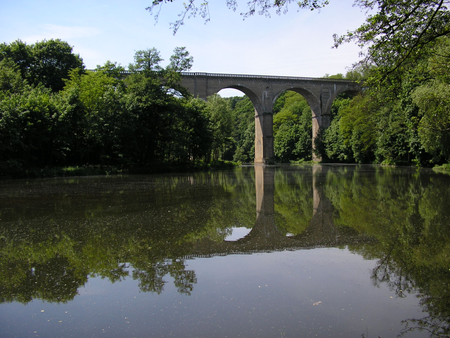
[1,34,450,176]
[315,35,450,167]
[0,40,243,176]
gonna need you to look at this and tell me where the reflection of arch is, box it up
[181,72,361,163]
[189,165,373,256]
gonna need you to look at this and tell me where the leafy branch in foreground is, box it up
[333,0,450,83]
[147,0,329,34]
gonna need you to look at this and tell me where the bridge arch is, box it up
[181,72,361,163]
[273,87,321,159]
[217,85,261,112]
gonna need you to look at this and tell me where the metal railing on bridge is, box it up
[89,69,357,83]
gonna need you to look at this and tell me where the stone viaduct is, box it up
[180,72,361,163]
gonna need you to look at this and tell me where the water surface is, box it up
[1,164,449,337]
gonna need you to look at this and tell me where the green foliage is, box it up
[206,94,234,161]
[0,41,218,174]
[321,115,353,162]
[338,94,377,163]
[63,69,118,112]
[273,109,298,135]
[323,73,344,79]
[228,96,255,163]
[273,91,312,162]
[0,39,84,92]
[0,85,79,168]
[31,39,84,91]
[4,31,450,171]
[168,46,193,71]
[334,0,450,85]
[0,58,27,93]
[375,105,413,165]
[95,60,126,79]
[128,47,163,73]
[274,121,311,162]
[413,81,450,162]
[433,163,450,173]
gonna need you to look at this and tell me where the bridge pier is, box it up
[254,111,274,164]
[312,110,332,162]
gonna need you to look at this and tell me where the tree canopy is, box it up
[333,0,450,83]
[0,39,83,92]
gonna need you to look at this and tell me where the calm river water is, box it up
[1,164,449,337]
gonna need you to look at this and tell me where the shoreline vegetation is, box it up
[1,35,450,178]
[432,163,450,174]
[3,160,449,181]
[0,160,240,180]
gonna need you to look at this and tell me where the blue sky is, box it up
[1,0,368,94]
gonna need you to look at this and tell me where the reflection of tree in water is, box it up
[132,259,197,296]
[0,255,87,304]
[2,163,450,338]
[325,165,450,337]
[372,250,450,337]
[0,171,252,303]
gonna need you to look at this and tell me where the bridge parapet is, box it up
[180,72,359,85]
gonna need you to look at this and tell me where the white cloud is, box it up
[23,24,101,43]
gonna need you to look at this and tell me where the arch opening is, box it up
[312,90,361,163]
[203,91,256,163]
[215,84,261,111]
[208,85,262,164]
[271,89,315,163]
[217,88,245,98]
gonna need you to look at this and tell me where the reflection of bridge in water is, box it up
[186,165,373,257]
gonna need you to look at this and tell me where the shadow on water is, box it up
[1,164,450,336]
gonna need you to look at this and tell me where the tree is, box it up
[274,121,301,162]
[227,96,255,162]
[318,96,354,162]
[147,0,330,34]
[0,40,33,78]
[0,58,27,93]
[338,94,377,163]
[0,85,71,167]
[63,69,118,112]
[95,60,126,79]
[128,48,163,73]
[168,46,193,72]
[206,94,234,161]
[334,0,450,84]
[412,81,450,162]
[0,39,84,92]
[31,39,84,91]
[272,91,312,162]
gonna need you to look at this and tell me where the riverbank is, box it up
[0,160,240,180]
[2,160,449,180]
[432,163,450,174]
